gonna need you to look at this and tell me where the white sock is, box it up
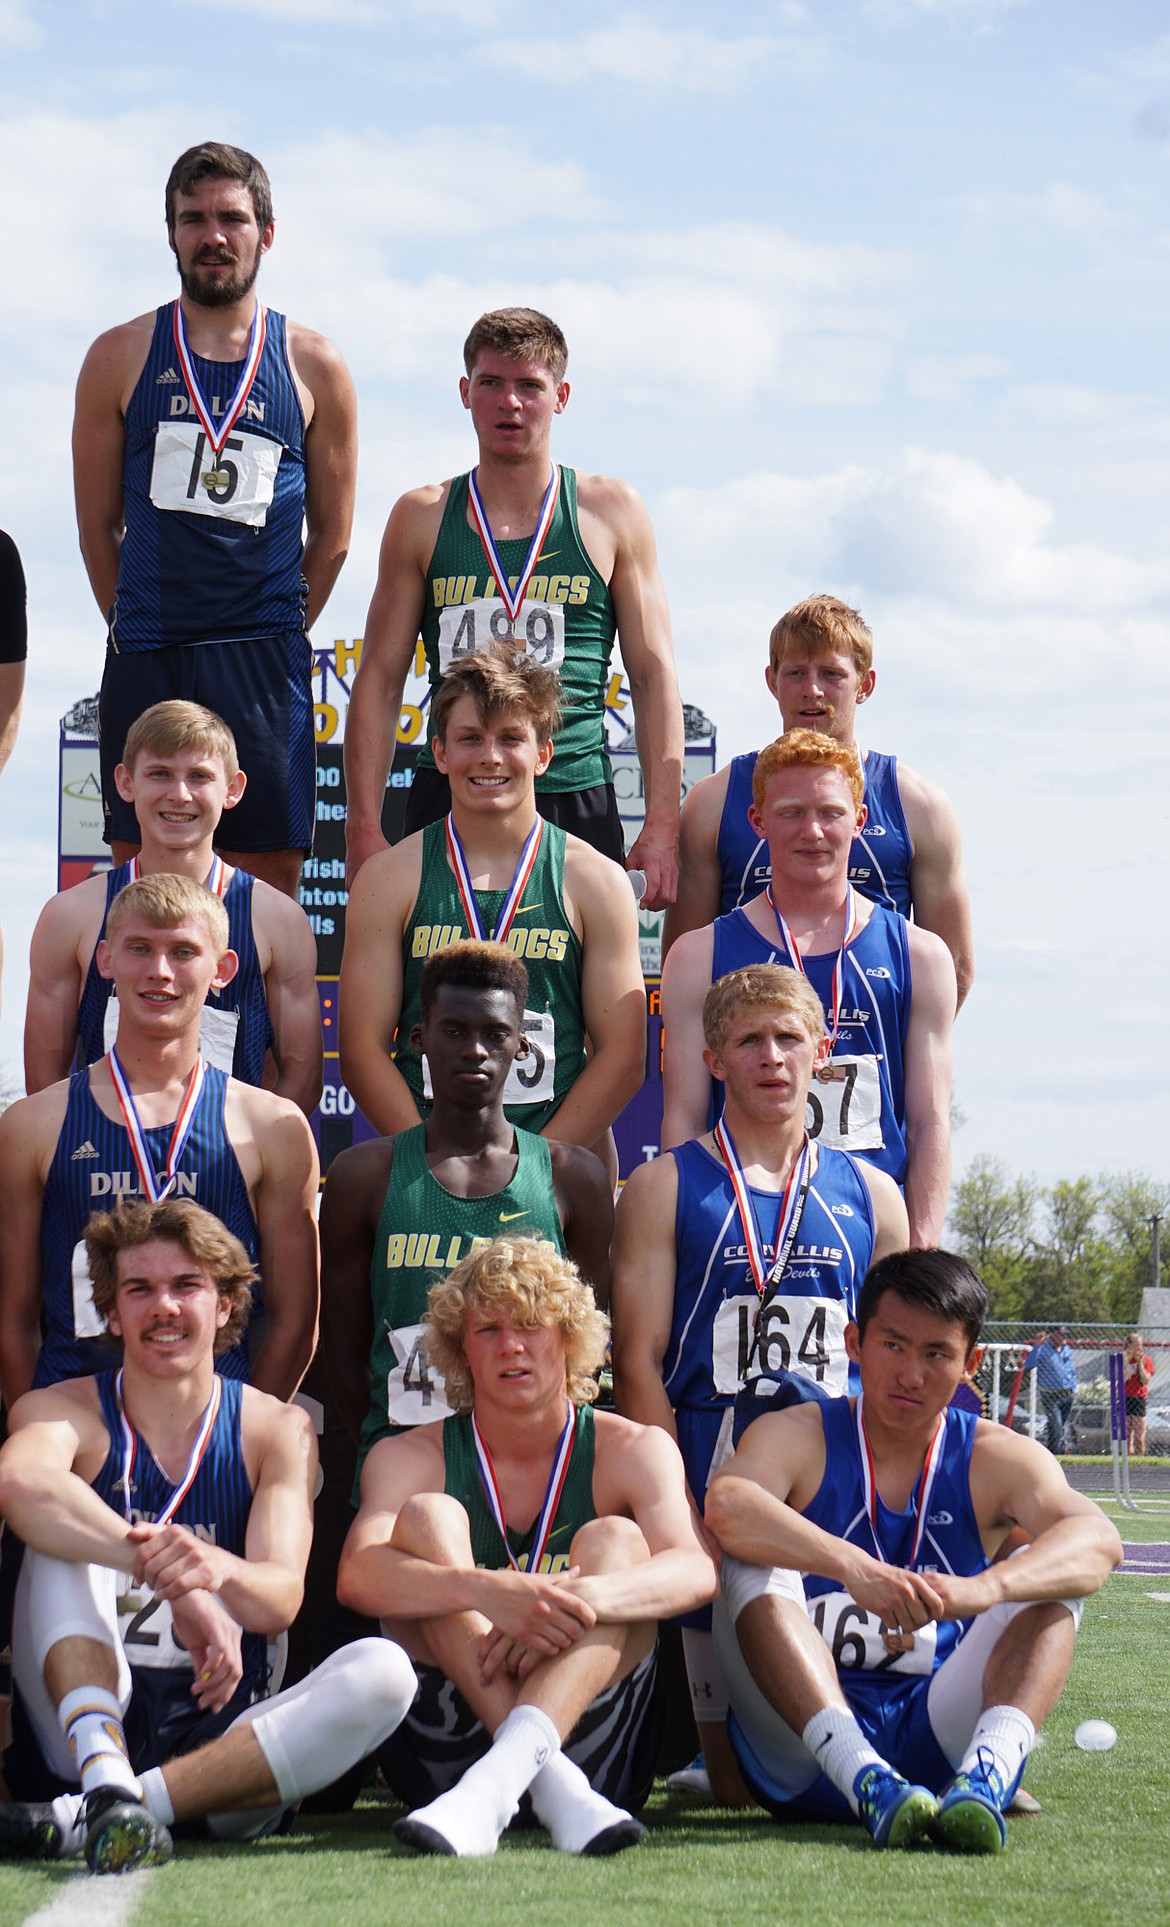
[57,1687,141,1800]
[802,1708,885,1815]
[47,1793,85,1856]
[528,1749,635,1853]
[958,1705,1035,1795]
[140,1766,176,1827]
[240,1638,418,1807]
[408,1704,562,1857]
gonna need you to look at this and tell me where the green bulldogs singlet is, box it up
[444,1402,596,1573]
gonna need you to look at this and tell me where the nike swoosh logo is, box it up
[509,902,543,915]
[536,551,559,564]
[499,1210,530,1223]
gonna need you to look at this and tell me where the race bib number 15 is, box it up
[150,423,282,527]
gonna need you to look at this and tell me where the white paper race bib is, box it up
[104,994,239,1074]
[149,422,282,527]
[712,1293,849,1397]
[436,597,566,673]
[804,1054,882,1153]
[385,1321,454,1428]
[422,1008,556,1109]
[118,1586,191,1672]
[806,1589,936,1677]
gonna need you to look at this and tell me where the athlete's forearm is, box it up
[568,1547,715,1624]
[301,528,347,631]
[904,1118,950,1247]
[539,1050,642,1150]
[0,1464,136,1572]
[340,1046,424,1140]
[0,1324,43,1416]
[978,1516,1122,1610]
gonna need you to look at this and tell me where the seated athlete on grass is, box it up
[338,1235,716,1858]
[704,1248,1122,1852]
[0,1198,415,1876]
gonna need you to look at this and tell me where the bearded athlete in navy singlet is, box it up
[73,141,357,898]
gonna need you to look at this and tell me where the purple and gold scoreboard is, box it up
[57,646,715,1182]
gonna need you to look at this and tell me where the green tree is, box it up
[948,1155,1039,1318]
[1096,1172,1170,1322]
[1020,1178,1111,1323]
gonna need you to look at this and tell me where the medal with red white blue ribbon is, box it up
[766,883,861,1056]
[467,465,559,623]
[713,1120,813,1378]
[713,1119,813,1300]
[127,854,228,897]
[445,812,543,944]
[172,299,266,492]
[855,1393,946,1570]
[115,1372,222,1607]
[107,1048,207,1204]
[472,1403,576,1573]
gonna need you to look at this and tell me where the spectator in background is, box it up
[1021,1327,1077,1456]
[1123,1333,1154,1457]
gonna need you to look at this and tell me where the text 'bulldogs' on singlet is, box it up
[443,1403,596,1575]
[92,1372,266,1693]
[716,749,913,917]
[396,817,586,1131]
[359,1124,566,1465]
[801,1397,986,1706]
[112,304,307,648]
[709,904,911,1184]
[77,864,274,1086]
[420,468,616,791]
[37,1066,259,1388]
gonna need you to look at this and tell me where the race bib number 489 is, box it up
[437,598,566,672]
[150,423,282,527]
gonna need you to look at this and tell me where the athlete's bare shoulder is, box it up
[572,470,647,522]
[285,318,349,383]
[0,1077,73,1169]
[77,312,159,407]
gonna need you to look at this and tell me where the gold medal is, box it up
[202,468,230,492]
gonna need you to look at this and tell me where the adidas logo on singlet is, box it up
[156,366,180,384]
[71,1140,99,1160]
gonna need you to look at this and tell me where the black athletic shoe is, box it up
[581,1817,648,1856]
[0,1801,64,1860]
[83,1787,173,1875]
[392,1815,459,1857]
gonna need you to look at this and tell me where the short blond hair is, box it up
[122,701,239,783]
[85,1198,256,1355]
[105,874,230,955]
[703,965,826,1054]
[752,729,864,814]
[768,595,873,677]
[423,1237,608,1415]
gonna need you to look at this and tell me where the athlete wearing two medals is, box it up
[73,142,357,897]
[340,643,645,1159]
[660,731,956,1246]
[344,307,683,907]
[613,964,907,1803]
[338,1237,715,1858]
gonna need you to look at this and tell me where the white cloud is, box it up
[480,16,819,91]
[905,352,1009,407]
[959,182,1125,237]
[659,448,1169,618]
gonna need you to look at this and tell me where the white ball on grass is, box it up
[1074,1720,1118,1752]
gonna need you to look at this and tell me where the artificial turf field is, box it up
[2,1503,1167,1927]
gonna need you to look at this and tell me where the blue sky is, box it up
[0,0,1167,1190]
